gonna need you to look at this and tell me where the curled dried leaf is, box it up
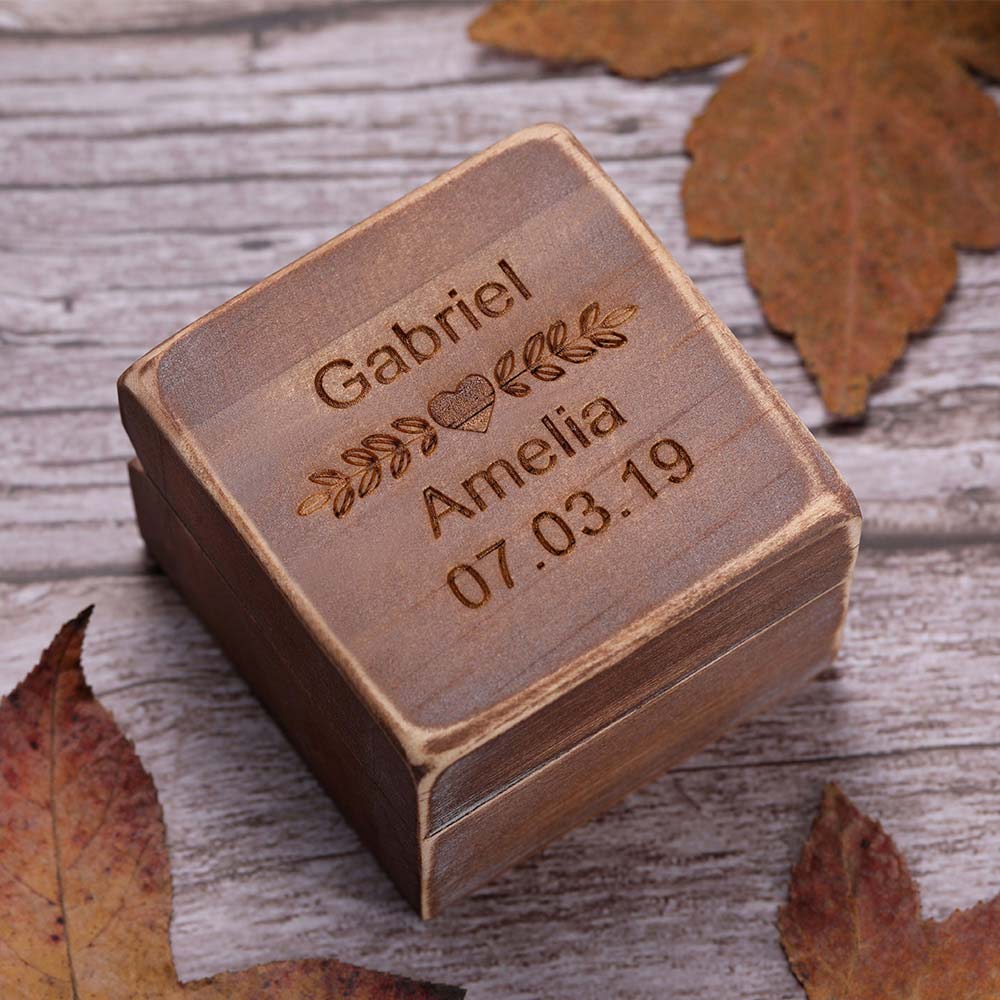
[780,783,1000,1000]
[0,611,466,998]
[471,0,1000,417]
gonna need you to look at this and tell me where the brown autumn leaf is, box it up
[779,783,1000,1000]
[469,1,1000,418]
[0,608,465,1000]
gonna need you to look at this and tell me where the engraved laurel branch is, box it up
[296,417,438,519]
[493,301,638,398]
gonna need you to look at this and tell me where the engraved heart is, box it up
[427,374,496,434]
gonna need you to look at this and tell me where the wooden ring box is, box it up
[119,125,861,918]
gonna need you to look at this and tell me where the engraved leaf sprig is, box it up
[296,416,437,519]
[493,349,530,397]
[494,301,638,398]
[579,302,636,348]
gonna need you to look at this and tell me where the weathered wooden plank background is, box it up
[1,4,998,998]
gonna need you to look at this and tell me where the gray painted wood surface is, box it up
[1,3,998,997]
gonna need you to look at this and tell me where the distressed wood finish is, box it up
[118,123,860,914]
[1,1,998,995]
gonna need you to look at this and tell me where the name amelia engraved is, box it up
[422,395,626,539]
[314,259,532,411]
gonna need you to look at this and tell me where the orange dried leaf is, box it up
[469,1,1000,418]
[469,0,756,79]
[0,609,464,999]
[780,783,1000,1000]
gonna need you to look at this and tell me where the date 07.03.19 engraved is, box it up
[445,437,693,610]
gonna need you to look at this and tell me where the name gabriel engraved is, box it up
[313,260,531,411]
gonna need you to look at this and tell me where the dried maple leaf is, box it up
[779,783,1000,1000]
[469,1,1000,418]
[0,608,464,999]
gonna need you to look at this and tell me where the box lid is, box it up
[119,125,858,820]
